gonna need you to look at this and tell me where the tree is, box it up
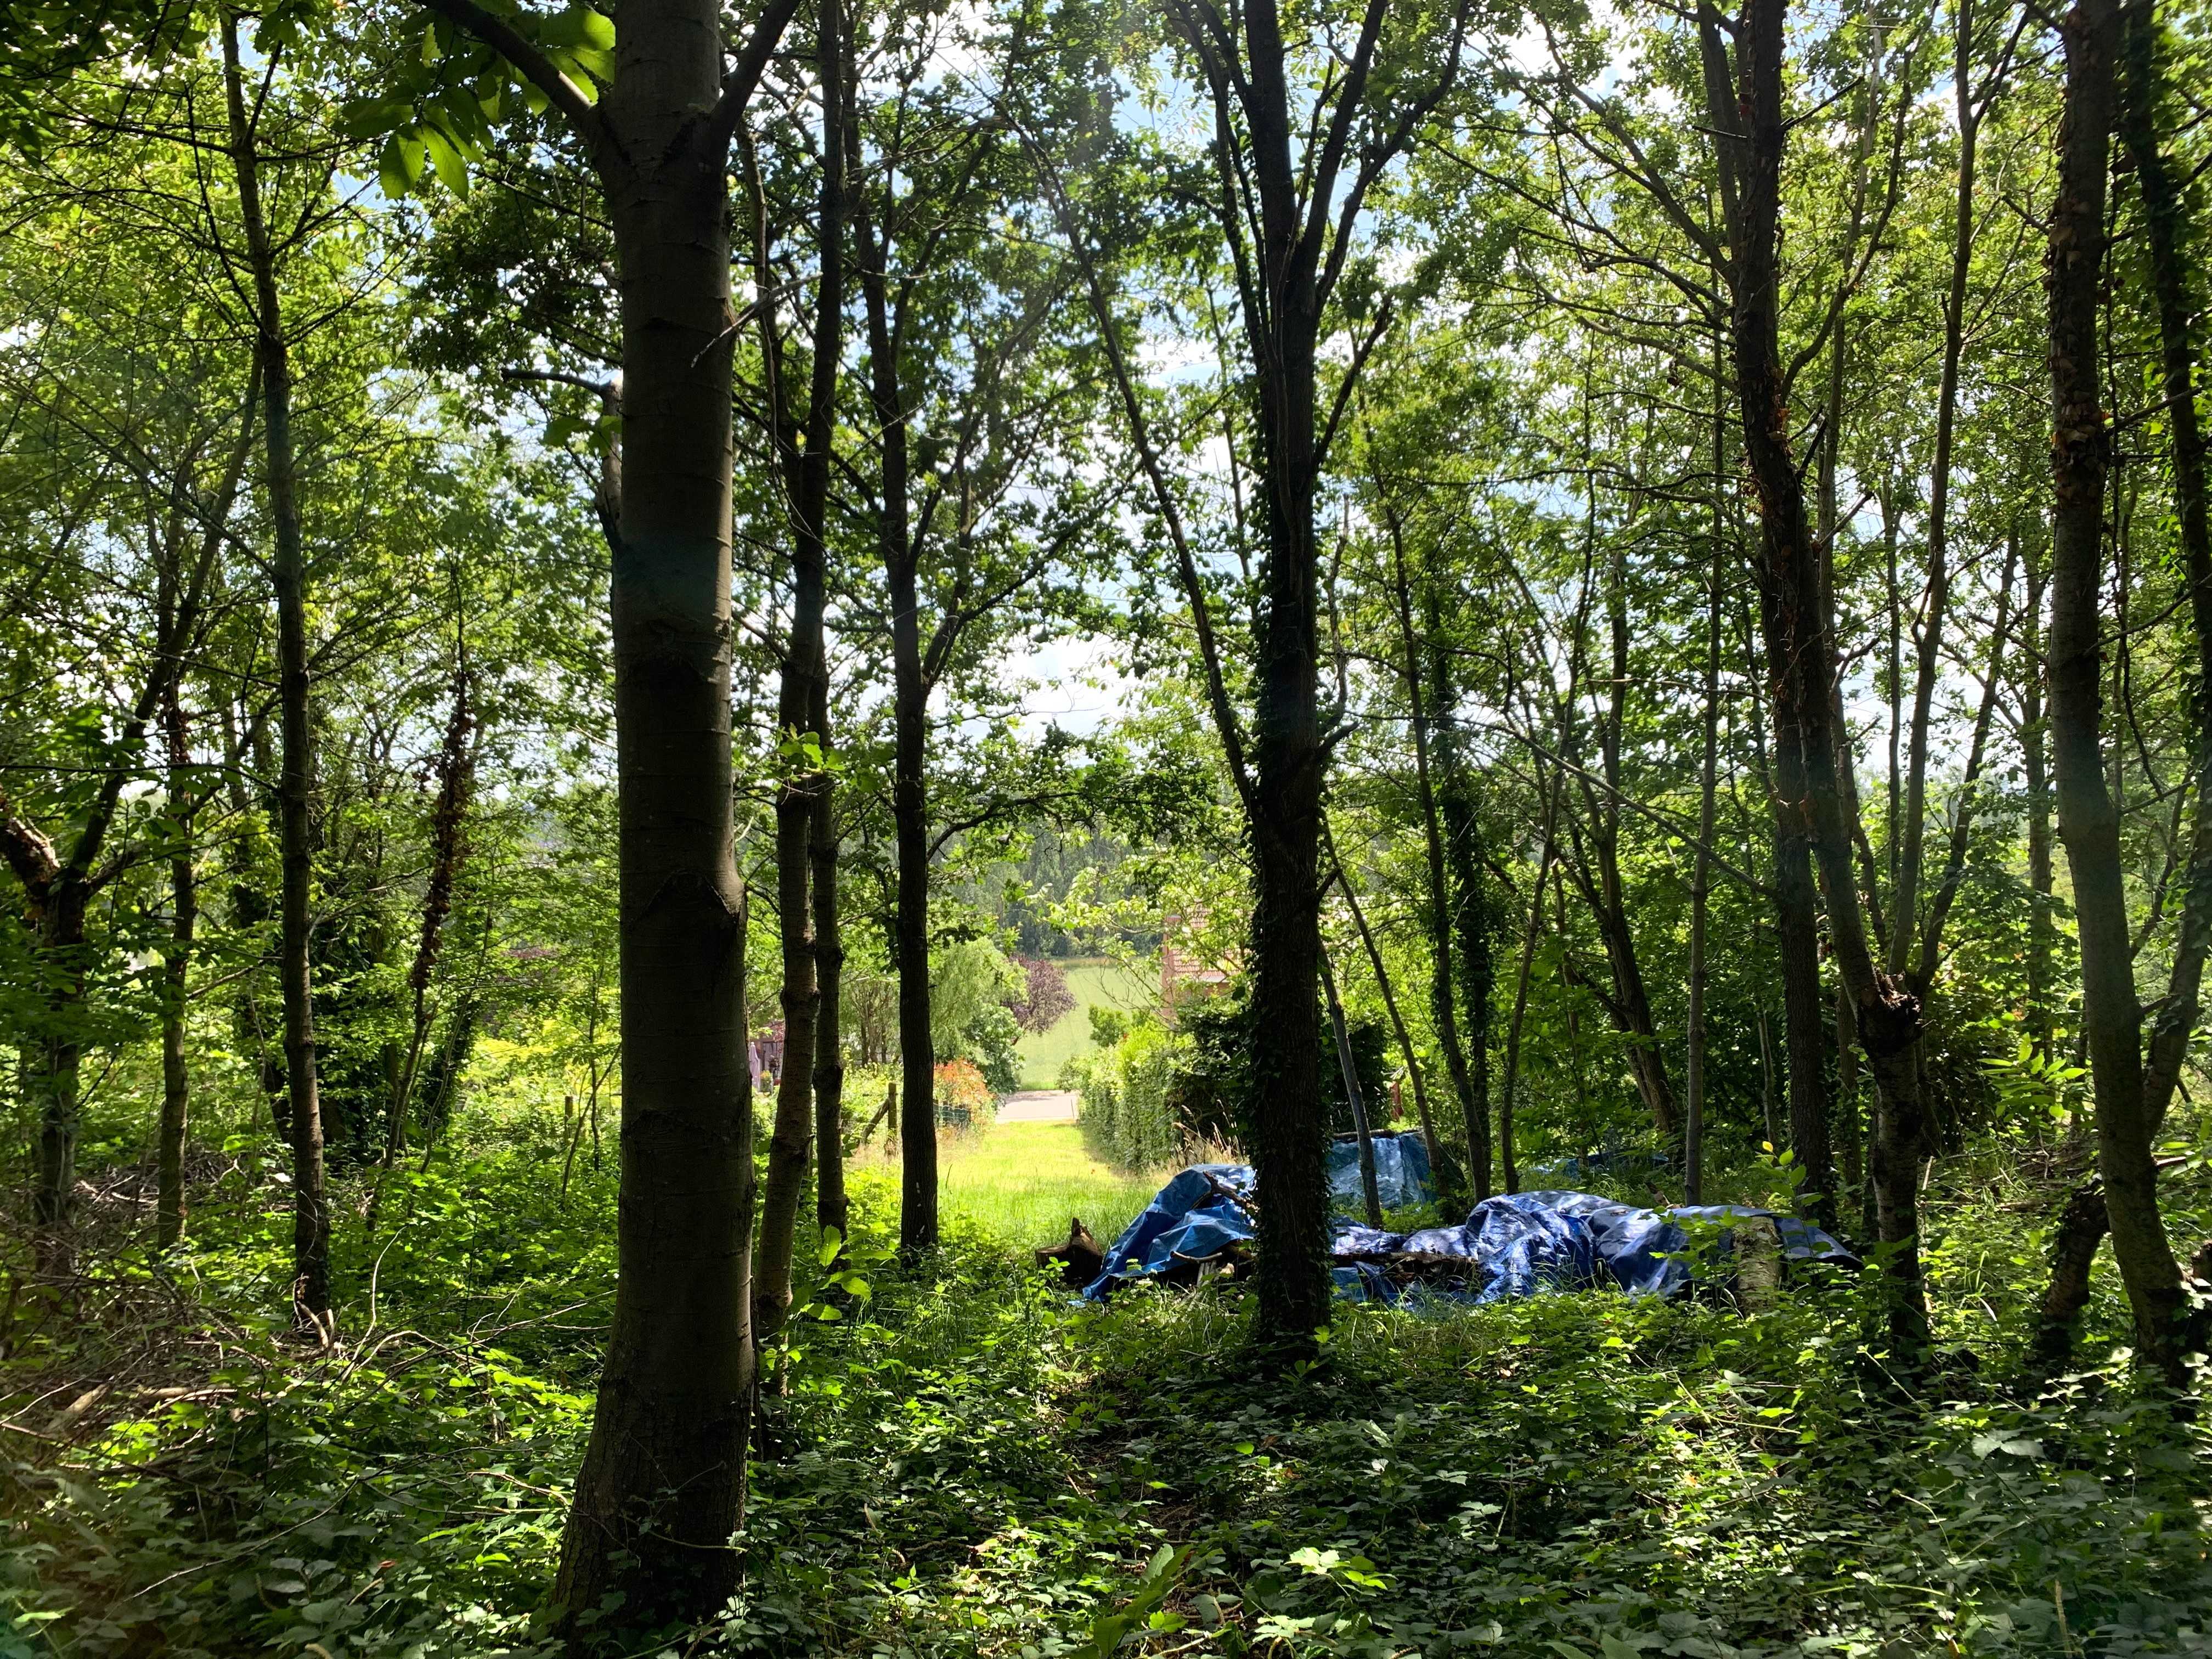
[1700,0,1931,1345]
[373,0,804,1630]
[2042,0,2190,1383]
[1152,0,1475,1346]
[1009,956,1077,1034]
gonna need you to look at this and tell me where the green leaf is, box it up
[422,126,469,198]
[818,1227,844,1267]
[377,132,422,201]
[543,5,616,48]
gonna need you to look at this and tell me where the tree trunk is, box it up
[750,0,844,1339]
[851,219,942,1257]
[369,665,475,1232]
[1686,447,1723,1205]
[2121,0,2212,1132]
[159,687,194,1251]
[1329,825,1454,1205]
[1246,444,1333,1341]
[1498,783,1560,1197]
[1383,503,1483,1196]
[2045,0,2189,1383]
[543,3,777,1628]
[1431,619,1496,1199]
[2029,0,2205,1381]
[1562,506,1680,1141]
[2021,540,2058,1063]
[1319,943,1382,1227]
[813,747,848,1242]
[1888,1,1982,981]
[1712,0,1915,1332]
[223,14,329,1335]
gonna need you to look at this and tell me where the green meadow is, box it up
[1013,956,1157,1088]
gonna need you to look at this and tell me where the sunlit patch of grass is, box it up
[850,1119,1170,1250]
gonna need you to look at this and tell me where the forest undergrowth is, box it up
[3,1109,2208,1659]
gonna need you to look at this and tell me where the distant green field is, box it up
[1014,957,1156,1089]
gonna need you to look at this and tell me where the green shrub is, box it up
[1075,1018,1190,1172]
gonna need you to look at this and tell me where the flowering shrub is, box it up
[933,1057,993,1130]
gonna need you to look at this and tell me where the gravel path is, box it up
[996,1089,1080,1124]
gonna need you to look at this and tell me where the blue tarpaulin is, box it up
[1081,1148,1854,1304]
[1327,1132,1435,1210]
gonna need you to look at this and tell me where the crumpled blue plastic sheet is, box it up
[1080,1149,1856,1305]
[1327,1132,1434,1210]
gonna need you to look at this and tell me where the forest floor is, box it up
[3,1111,2210,1659]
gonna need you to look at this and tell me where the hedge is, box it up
[1069,1019,1190,1173]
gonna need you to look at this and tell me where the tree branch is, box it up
[416,0,606,153]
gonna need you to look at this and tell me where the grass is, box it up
[853,1118,1168,1249]
[1015,957,1156,1088]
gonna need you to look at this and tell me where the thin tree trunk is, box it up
[750,0,844,1340]
[1319,941,1382,1227]
[1431,619,1497,1199]
[2022,540,2057,1062]
[853,194,940,1259]
[159,684,194,1251]
[369,665,475,1232]
[2044,0,2188,1383]
[1915,539,2017,992]
[223,14,328,1334]
[153,405,256,1249]
[1497,782,1560,1198]
[812,751,848,1242]
[1685,479,1723,1206]
[1889,4,1984,980]
[1381,496,1482,1197]
[1327,823,1453,1204]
